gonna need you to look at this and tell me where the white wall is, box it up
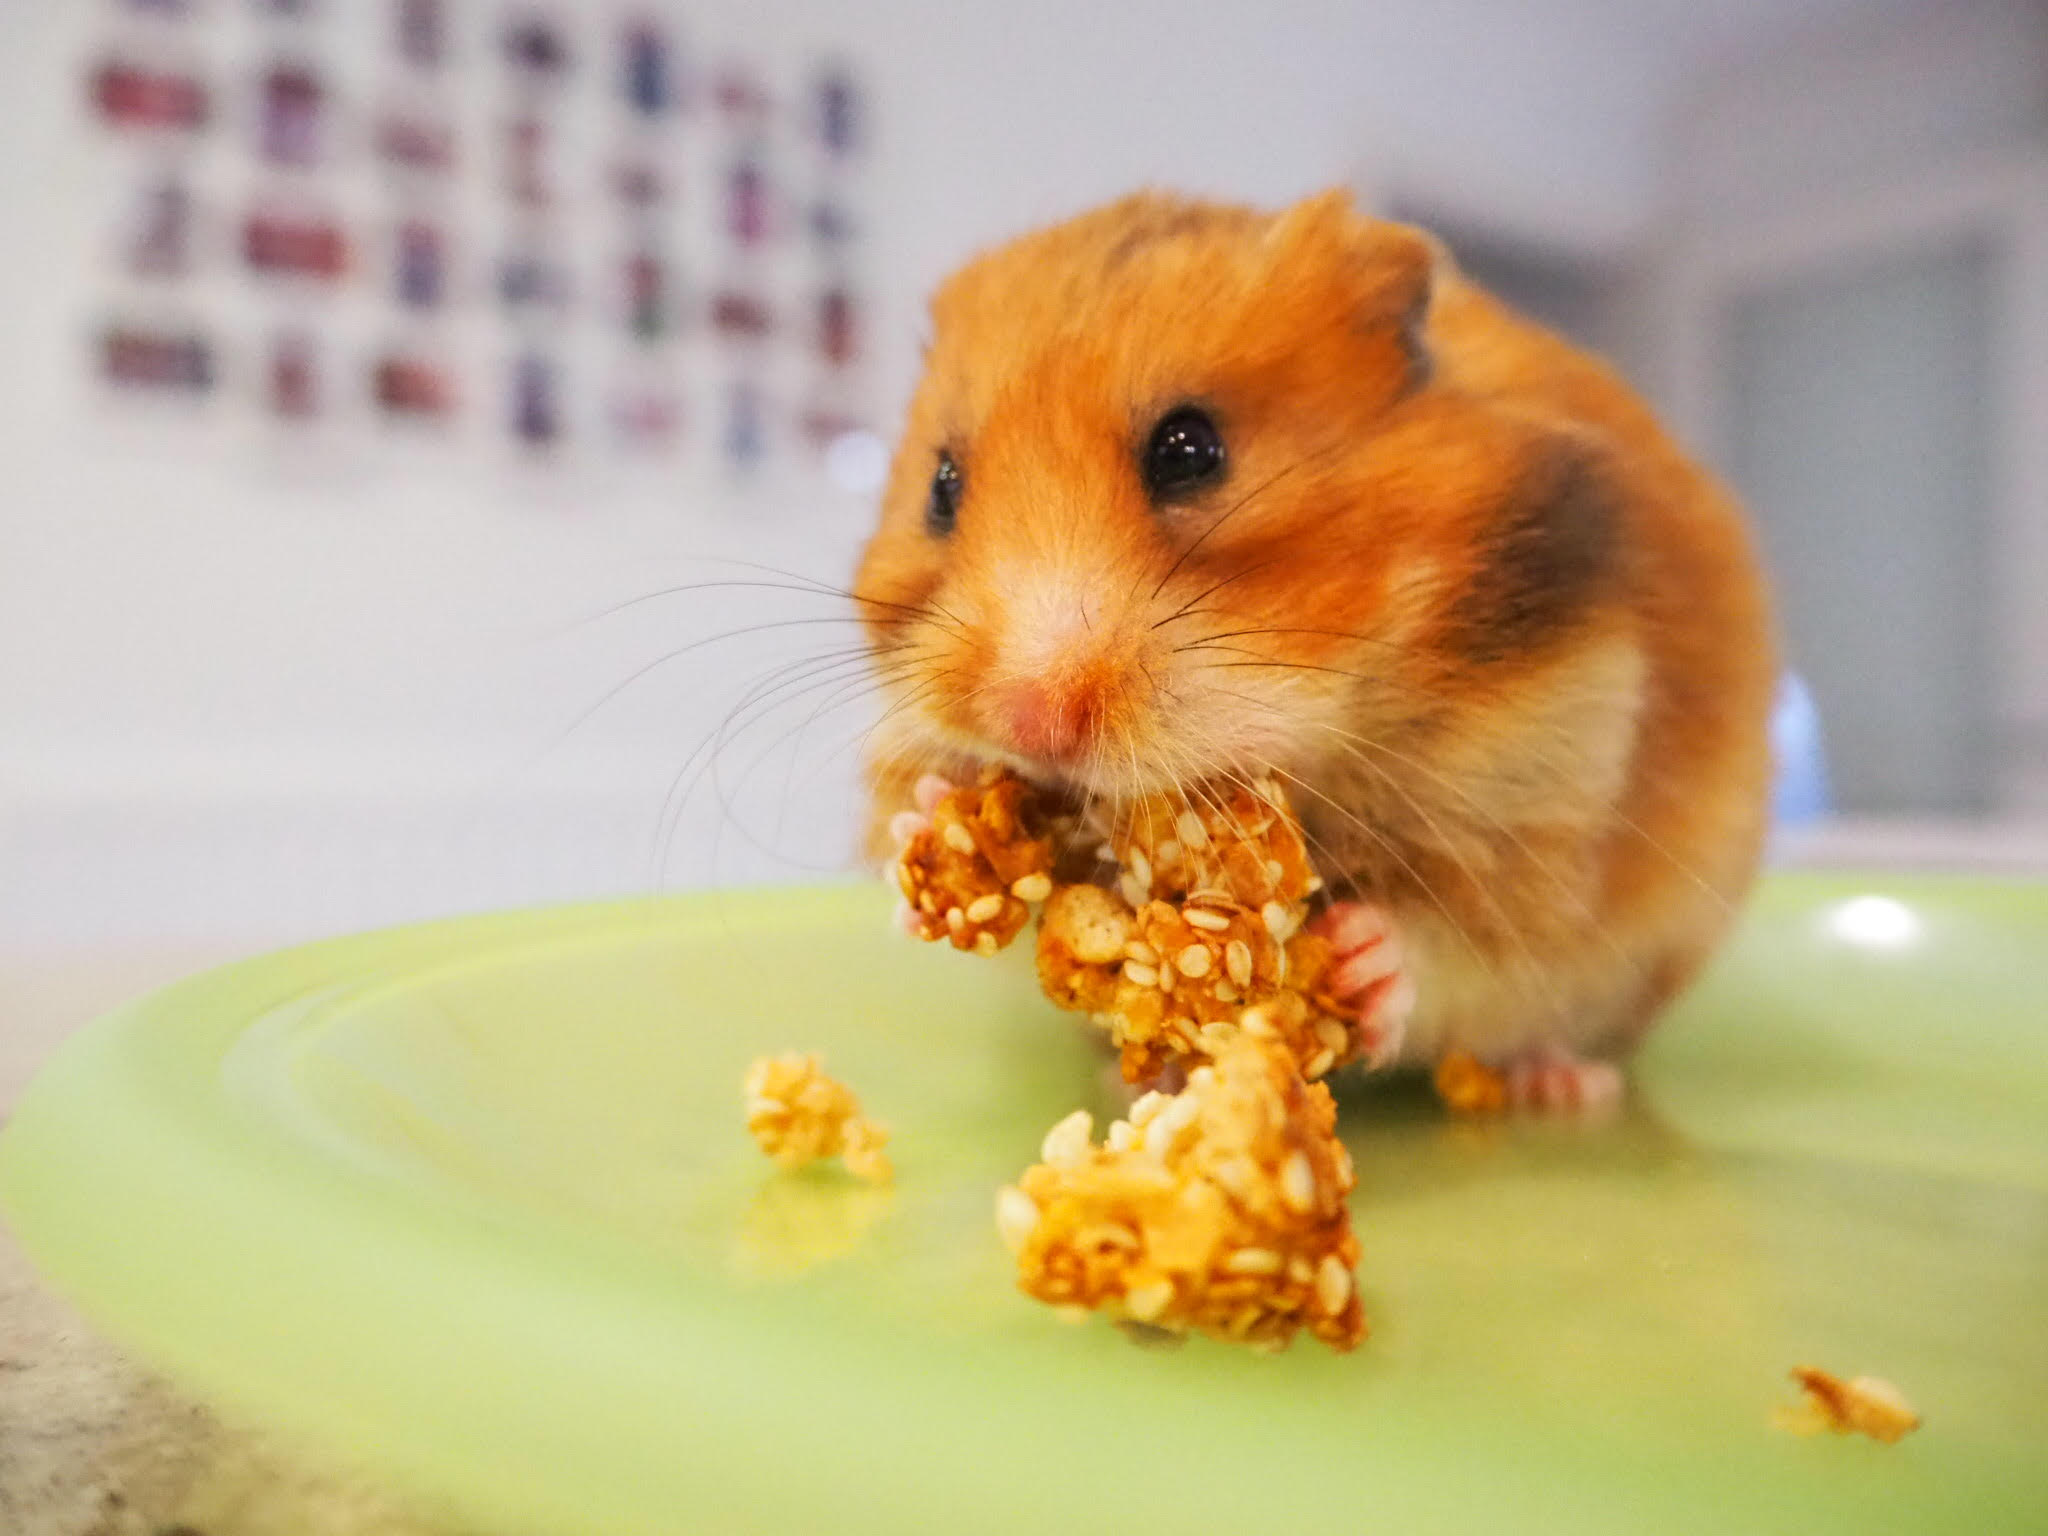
[0,1,1778,946]
[1645,0,2048,813]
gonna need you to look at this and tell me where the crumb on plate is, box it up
[744,1053,893,1183]
[1432,1049,1509,1115]
[1774,1366,1920,1444]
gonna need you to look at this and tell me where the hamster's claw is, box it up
[1502,1047,1624,1114]
[1310,901,1416,1071]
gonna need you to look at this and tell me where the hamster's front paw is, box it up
[887,773,958,936]
[1309,901,1416,1070]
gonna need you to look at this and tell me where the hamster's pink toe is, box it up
[1311,900,1414,1070]
[1503,1049,1624,1113]
[912,773,955,814]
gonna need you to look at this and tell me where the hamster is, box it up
[853,189,1776,1107]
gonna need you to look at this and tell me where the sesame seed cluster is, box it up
[892,767,1368,1353]
[893,767,1059,955]
[998,1034,1366,1353]
[897,768,1364,1086]
[743,1052,893,1184]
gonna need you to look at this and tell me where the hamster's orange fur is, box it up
[855,191,1775,1066]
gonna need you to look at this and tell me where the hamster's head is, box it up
[854,189,1628,810]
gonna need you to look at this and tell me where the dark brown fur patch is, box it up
[1446,441,1621,663]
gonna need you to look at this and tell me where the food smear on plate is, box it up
[744,1053,893,1183]
[1773,1366,1921,1443]
[997,1034,1366,1353]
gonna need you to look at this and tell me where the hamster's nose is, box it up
[989,679,1090,764]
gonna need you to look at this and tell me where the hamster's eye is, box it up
[1141,406,1226,502]
[926,452,961,536]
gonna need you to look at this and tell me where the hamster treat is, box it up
[1774,1367,1921,1444]
[894,765,1059,955]
[996,1034,1366,1353]
[744,1053,893,1183]
[900,768,1365,1085]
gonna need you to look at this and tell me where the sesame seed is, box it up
[1183,908,1231,932]
[1157,960,1176,993]
[1010,872,1052,902]
[1124,940,1159,965]
[1156,840,1181,865]
[996,1185,1040,1251]
[1225,940,1254,988]
[1121,960,1159,987]
[1095,842,1117,862]
[1040,1108,1094,1167]
[1265,859,1285,883]
[1186,1065,1215,1092]
[1332,1143,1355,1186]
[965,892,1004,924]
[1262,901,1290,937]
[1316,1254,1353,1315]
[974,931,1000,957]
[1306,875,1325,894]
[1210,1155,1258,1198]
[1316,1017,1350,1053]
[1119,873,1150,910]
[1211,981,1239,1004]
[1150,1091,1199,1149]
[1306,1047,1336,1077]
[1127,1090,1168,1127]
[1127,849,1153,889]
[1225,1246,1283,1276]
[1176,809,1211,849]
[1280,1152,1317,1213]
[943,822,976,855]
[1124,1278,1174,1322]
[1240,1005,1276,1038]
[945,906,966,931]
[1176,944,1213,978]
[1107,1118,1138,1151]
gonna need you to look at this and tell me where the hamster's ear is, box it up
[1265,189,1438,370]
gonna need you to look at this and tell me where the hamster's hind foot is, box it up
[1308,900,1415,1070]
[1502,1046,1623,1114]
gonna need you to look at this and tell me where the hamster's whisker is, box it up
[573,568,966,640]
[680,658,959,887]
[651,648,934,886]
[559,620,907,752]
[1259,763,1500,982]
[1148,440,1351,602]
[1149,558,1284,630]
[1305,736,1575,1027]
[1180,625,1442,665]
[687,556,972,633]
[1310,724,1650,980]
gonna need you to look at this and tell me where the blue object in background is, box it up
[1771,671,1832,826]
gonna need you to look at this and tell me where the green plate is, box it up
[4,874,2046,1534]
